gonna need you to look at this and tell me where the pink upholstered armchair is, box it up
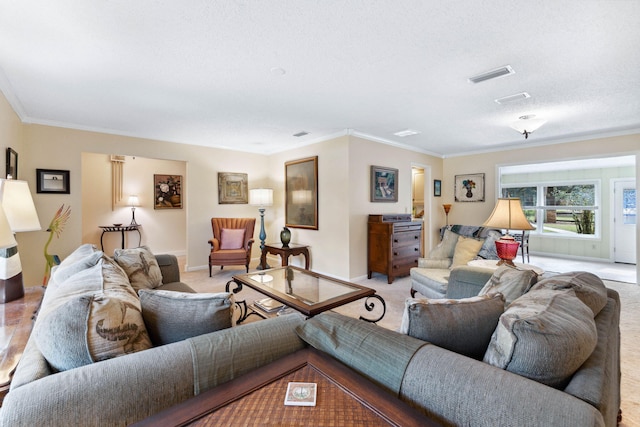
[208,218,256,276]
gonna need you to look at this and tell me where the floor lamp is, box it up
[250,188,273,270]
[483,198,534,266]
[0,179,41,303]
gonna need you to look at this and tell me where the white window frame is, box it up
[501,179,601,239]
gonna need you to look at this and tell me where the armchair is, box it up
[208,217,256,276]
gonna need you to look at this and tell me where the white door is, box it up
[614,180,636,264]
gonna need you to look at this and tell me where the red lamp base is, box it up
[494,235,520,267]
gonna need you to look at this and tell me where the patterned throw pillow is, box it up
[483,286,597,388]
[114,246,163,291]
[220,228,246,250]
[478,265,539,307]
[34,257,152,371]
[139,289,235,345]
[400,293,504,360]
[476,229,502,260]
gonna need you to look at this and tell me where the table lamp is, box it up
[0,179,41,303]
[482,198,534,266]
[128,195,140,226]
[250,188,273,270]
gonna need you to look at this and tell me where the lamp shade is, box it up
[128,195,140,207]
[0,179,41,232]
[483,198,534,233]
[249,188,273,207]
[0,203,17,249]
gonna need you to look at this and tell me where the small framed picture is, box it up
[454,173,485,202]
[36,169,70,194]
[370,165,398,202]
[5,148,17,179]
[434,179,442,197]
[154,174,182,209]
[218,172,248,204]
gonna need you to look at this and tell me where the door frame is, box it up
[610,178,637,264]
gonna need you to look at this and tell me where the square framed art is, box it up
[154,174,182,209]
[454,173,485,202]
[218,172,248,204]
[371,165,398,202]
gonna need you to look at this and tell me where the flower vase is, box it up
[280,227,291,247]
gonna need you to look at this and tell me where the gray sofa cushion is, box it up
[296,311,427,394]
[483,286,597,388]
[400,293,504,360]
[531,271,608,316]
[139,289,234,345]
[478,265,539,307]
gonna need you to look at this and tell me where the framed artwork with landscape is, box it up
[36,169,70,194]
[454,173,485,202]
[154,174,182,209]
[218,172,248,204]
[371,165,398,202]
[285,156,318,229]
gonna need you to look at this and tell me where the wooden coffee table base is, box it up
[134,348,440,427]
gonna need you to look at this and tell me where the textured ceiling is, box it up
[1,0,639,156]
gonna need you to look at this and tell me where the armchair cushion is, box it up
[400,293,504,359]
[220,228,246,250]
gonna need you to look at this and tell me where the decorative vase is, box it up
[466,189,473,198]
[280,227,291,247]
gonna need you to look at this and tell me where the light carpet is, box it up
[182,264,639,426]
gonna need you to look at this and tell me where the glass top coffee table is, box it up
[226,266,386,323]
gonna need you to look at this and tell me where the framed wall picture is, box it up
[218,172,248,204]
[454,173,485,202]
[434,179,442,197]
[154,174,182,209]
[6,147,17,179]
[285,156,318,229]
[370,165,398,202]
[36,169,70,194]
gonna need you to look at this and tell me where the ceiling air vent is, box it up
[468,65,515,84]
[495,92,530,104]
[293,131,309,137]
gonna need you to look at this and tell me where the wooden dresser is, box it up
[367,214,423,284]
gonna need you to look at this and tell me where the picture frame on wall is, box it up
[285,156,318,229]
[6,147,17,179]
[218,172,248,204]
[370,165,398,202]
[36,169,70,194]
[434,179,442,197]
[454,173,485,202]
[154,174,182,209]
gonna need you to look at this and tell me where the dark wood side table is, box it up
[134,348,441,427]
[0,286,45,405]
[99,225,142,251]
[260,243,310,270]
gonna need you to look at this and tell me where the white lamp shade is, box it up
[483,198,534,232]
[292,190,312,205]
[0,179,41,232]
[128,195,140,206]
[249,188,273,207]
[0,202,17,249]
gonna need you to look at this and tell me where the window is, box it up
[502,182,599,237]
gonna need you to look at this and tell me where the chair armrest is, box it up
[155,254,181,285]
[445,266,494,299]
[246,238,255,250]
[208,238,220,251]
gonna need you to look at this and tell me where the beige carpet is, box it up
[182,263,639,426]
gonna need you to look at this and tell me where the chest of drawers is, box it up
[367,215,423,284]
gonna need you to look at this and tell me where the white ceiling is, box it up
[1,1,639,157]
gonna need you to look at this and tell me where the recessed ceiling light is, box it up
[293,131,309,137]
[393,129,421,137]
[495,92,530,104]
[270,67,286,75]
[468,65,515,84]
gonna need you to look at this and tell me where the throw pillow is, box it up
[529,271,608,316]
[450,236,484,268]
[427,228,459,260]
[483,287,597,389]
[478,265,539,307]
[399,293,504,360]
[220,228,245,250]
[139,289,235,345]
[34,257,152,371]
[114,246,163,291]
[476,229,502,260]
[49,244,101,286]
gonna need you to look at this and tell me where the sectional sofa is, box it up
[0,245,621,426]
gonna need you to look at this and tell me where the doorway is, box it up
[613,179,637,264]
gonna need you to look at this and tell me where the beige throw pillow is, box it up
[114,246,163,291]
[427,229,459,260]
[450,236,484,268]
